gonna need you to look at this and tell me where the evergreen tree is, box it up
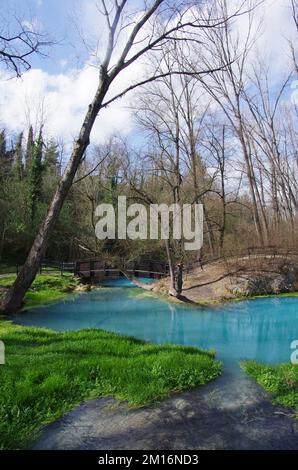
[13,132,24,180]
[0,129,6,157]
[43,140,60,176]
[0,130,6,180]
[25,125,34,175]
[0,129,14,178]
[27,129,43,222]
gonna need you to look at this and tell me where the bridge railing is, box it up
[15,259,76,276]
[13,245,296,278]
[186,245,298,272]
[74,258,169,280]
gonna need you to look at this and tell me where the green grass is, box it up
[242,361,298,414]
[0,321,221,449]
[0,274,79,308]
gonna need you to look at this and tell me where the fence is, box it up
[11,245,298,279]
[74,258,169,280]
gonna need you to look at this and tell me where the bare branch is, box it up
[0,17,53,77]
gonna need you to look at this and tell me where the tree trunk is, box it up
[219,194,226,257]
[239,134,265,247]
[203,204,215,257]
[174,262,183,296]
[165,239,177,296]
[0,78,108,313]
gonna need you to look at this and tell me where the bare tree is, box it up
[0,15,51,77]
[243,65,297,233]
[203,123,229,255]
[1,0,246,313]
[131,52,193,295]
[131,42,221,294]
[194,0,270,246]
[292,0,298,30]
[290,0,298,73]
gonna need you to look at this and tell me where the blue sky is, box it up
[5,0,90,74]
[0,0,296,149]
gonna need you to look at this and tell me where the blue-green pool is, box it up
[13,284,298,367]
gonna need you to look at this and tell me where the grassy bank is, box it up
[232,292,298,302]
[154,291,298,309]
[242,361,298,414]
[0,321,221,449]
[0,274,79,308]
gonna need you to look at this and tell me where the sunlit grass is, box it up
[0,274,78,308]
[0,321,221,449]
[242,361,298,414]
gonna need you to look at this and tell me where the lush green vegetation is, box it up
[242,361,298,413]
[0,274,79,308]
[0,320,221,449]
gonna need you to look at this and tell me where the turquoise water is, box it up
[13,284,298,368]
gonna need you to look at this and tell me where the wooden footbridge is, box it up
[73,259,169,282]
[38,245,297,283]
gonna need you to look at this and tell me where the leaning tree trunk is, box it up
[0,79,108,313]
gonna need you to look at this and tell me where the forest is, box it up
[0,0,297,455]
[1,36,297,259]
[0,0,297,310]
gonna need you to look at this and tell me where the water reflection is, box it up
[13,290,298,367]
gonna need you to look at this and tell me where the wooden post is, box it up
[149,260,153,279]
[74,261,78,276]
[90,259,95,283]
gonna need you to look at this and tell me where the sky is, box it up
[0,0,297,149]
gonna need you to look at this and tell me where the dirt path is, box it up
[153,262,239,303]
[33,368,298,450]
[154,255,298,303]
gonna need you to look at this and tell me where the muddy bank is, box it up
[153,256,298,304]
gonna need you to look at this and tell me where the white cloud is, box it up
[59,59,68,69]
[0,0,295,149]
[21,18,43,34]
[259,1,296,74]
[232,0,296,77]
[0,61,142,146]
[0,1,147,147]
